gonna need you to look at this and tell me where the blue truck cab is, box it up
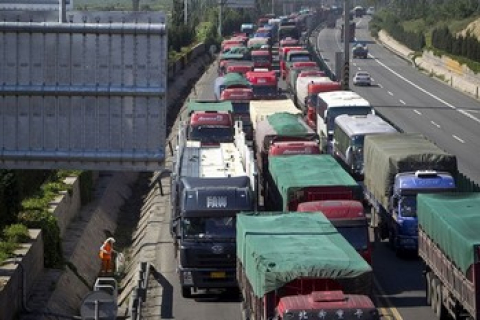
[382,171,456,251]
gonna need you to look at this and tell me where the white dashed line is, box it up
[414,109,422,115]
[378,84,383,88]
[399,99,405,105]
[452,135,465,143]
[431,121,441,128]
[388,91,393,96]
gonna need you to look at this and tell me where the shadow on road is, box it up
[193,289,242,303]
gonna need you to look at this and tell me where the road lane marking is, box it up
[374,277,403,320]
[414,109,422,115]
[431,121,441,128]
[388,91,393,96]
[378,84,383,88]
[374,58,480,125]
[399,99,405,105]
[452,135,465,143]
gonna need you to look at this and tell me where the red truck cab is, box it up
[305,81,342,130]
[282,49,311,80]
[269,141,320,156]
[221,38,246,52]
[220,88,254,140]
[279,46,304,78]
[298,70,326,78]
[245,70,278,99]
[251,50,272,69]
[276,290,379,320]
[187,111,234,144]
[297,200,372,264]
[279,37,300,49]
[226,61,254,75]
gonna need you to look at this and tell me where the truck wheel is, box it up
[434,279,447,320]
[431,278,439,312]
[182,287,192,299]
[425,272,433,306]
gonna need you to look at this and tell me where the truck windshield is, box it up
[336,226,369,251]
[252,56,270,63]
[188,126,233,143]
[399,196,417,217]
[290,55,311,62]
[182,217,236,240]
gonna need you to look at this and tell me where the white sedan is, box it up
[353,71,372,86]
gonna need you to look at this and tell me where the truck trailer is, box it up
[171,131,257,298]
[265,154,363,211]
[237,212,378,320]
[418,193,480,320]
[363,133,457,253]
[254,113,318,188]
[249,99,302,131]
[295,76,341,112]
[297,200,372,264]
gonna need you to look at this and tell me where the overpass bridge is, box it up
[0,10,167,171]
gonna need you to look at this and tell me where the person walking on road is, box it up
[99,237,116,275]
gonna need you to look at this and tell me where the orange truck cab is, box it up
[220,88,254,141]
[251,50,272,69]
[245,70,278,99]
[187,111,234,145]
[268,141,320,156]
[296,200,372,264]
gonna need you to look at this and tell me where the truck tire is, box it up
[182,286,192,298]
[434,282,447,319]
[425,271,433,306]
[431,278,439,312]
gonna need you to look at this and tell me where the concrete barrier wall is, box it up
[0,230,44,320]
[50,177,82,238]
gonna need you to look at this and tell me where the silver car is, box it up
[353,71,372,86]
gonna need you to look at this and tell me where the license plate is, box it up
[210,271,226,278]
[258,78,266,83]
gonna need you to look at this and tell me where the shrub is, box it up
[3,224,30,243]
[0,241,19,264]
[18,209,63,268]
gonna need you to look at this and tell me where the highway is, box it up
[316,16,480,182]
[146,16,480,319]
[316,15,480,320]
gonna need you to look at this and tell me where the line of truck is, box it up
[169,6,480,320]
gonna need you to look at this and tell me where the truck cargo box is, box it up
[364,133,458,209]
[255,113,317,154]
[250,99,301,130]
[236,212,372,298]
[418,193,480,275]
[267,154,363,210]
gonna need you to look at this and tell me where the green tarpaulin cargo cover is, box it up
[418,193,480,274]
[363,133,457,208]
[255,113,317,153]
[268,154,362,210]
[187,101,233,114]
[236,212,372,297]
[221,72,251,88]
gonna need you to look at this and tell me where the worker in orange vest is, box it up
[99,237,116,274]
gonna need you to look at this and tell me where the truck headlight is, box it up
[183,271,193,285]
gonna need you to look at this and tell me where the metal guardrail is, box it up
[129,262,151,320]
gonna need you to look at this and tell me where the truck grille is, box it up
[197,253,236,268]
